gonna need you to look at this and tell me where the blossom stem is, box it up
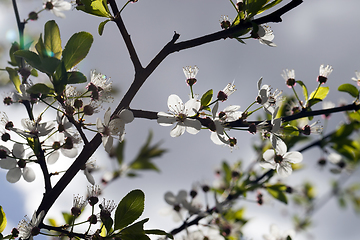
[243,101,257,114]
[291,86,304,109]
[119,0,130,14]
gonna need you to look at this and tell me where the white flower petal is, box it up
[96,118,104,133]
[23,166,36,182]
[13,143,25,159]
[104,107,112,125]
[118,109,134,123]
[85,169,95,185]
[263,149,275,162]
[184,119,201,135]
[283,151,303,164]
[0,158,17,169]
[61,147,78,158]
[170,123,186,137]
[157,112,176,126]
[103,135,113,153]
[6,167,21,183]
[47,151,59,164]
[185,98,200,117]
[277,162,292,177]
[275,140,287,155]
[168,94,183,112]
[164,192,177,205]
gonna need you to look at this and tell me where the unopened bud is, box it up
[28,11,38,20]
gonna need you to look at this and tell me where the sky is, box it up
[1,0,360,239]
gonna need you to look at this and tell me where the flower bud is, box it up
[83,105,94,116]
[248,123,257,134]
[88,214,98,224]
[286,78,296,87]
[28,11,38,20]
[190,190,197,198]
[3,96,13,105]
[1,133,10,142]
[45,1,54,10]
[74,99,83,108]
[11,228,19,237]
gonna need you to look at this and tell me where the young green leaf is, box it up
[266,184,288,204]
[62,32,93,70]
[118,219,150,240]
[8,42,21,67]
[99,19,111,36]
[296,80,308,102]
[76,0,112,18]
[201,89,213,107]
[26,83,53,95]
[44,20,62,59]
[338,83,359,98]
[308,86,329,101]
[35,34,48,58]
[282,125,299,136]
[5,67,21,93]
[114,189,145,231]
[66,71,87,84]
[0,206,7,233]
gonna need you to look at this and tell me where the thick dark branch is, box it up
[171,0,302,53]
[108,0,143,71]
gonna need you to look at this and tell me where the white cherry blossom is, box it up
[97,107,134,153]
[43,0,71,18]
[263,224,296,240]
[260,140,303,177]
[18,211,45,240]
[0,144,35,183]
[157,94,201,137]
[257,25,277,47]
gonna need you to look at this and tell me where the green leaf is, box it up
[76,0,112,18]
[307,98,322,108]
[296,80,308,102]
[5,67,21,93]
[282,125,299,136]
[247,0,267,18]
[144,230,173,239]
[66,71,87,84]
[114,189,145,231]
[259,0,283,14]
[8,42,22,67]
[201,89,213,107]
[102,217,113,235]
[14,50,60,75]
[62,212,75,225]
[118,219,150,240]
[338,83,359,98]
[0,206,7,233]
[35,34,48,58]
[266,184,288,204]
[26,83,53,95]
[129,131,165,172]
[309,86,329,102]
[53,61,68,94]
[44,20,62,59]
[62,32,93,70]
[14,50,41,67]
[99,19,111,36]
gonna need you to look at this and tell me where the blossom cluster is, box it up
[157,64,337,178]
[0,70,133,184]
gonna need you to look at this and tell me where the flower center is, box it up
[274,154,283,164]
[177,113,187,122]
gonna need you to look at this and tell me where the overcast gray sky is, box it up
[1,0,360,239]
